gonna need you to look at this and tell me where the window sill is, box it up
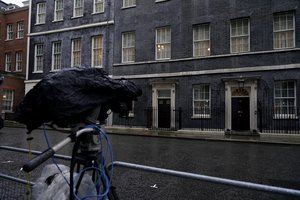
[122,61,135,64]
[52,19,64,23]
[33,71,43,73]
[155,0,169,3]
[191,115,211,119]
[92,12,104,15]
[35,23,45,26]
[50,69,61,72]
[71,15,84,19]
[122,5,136,9]
[273,114,298,119]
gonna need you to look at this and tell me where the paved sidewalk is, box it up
[105,127,300,145]
[4,120,300,145]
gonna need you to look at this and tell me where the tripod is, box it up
[69,125,118,200]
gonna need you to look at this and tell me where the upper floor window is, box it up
[74,0,84,17]
[52,41,62,71]
[54,0,64,21]
[92,35,103,68]
[193,85,211,118]
[156,26,171,60]
[2,90,14,112]
[6,24,13,40]
[94,0,104,13]
[274,80,296,118]
[16,51,23,71]
[230,18,250,53]
[193,24,210,57]
[17,21,24,39]
[5,53,12,71]
[71,38,81,67]
[122,32,135,63]
[36,2,46,24]
[123,0,136,8]
[34,44,44,72]
[273,12,295,49]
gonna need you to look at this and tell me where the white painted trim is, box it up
[28,20,114,37]
[152,83,176,129]
[114,48,300,67]
[224,80,258,132]
[26,0,32,81]
[113,63,300,79]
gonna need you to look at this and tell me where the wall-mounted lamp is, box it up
[237,79,245,89]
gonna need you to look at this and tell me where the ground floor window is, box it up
[2,90,14,112]
[274,80,296,117]
[193,84,211,118]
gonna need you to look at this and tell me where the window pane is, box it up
[156,27,171,60]
[193,24,210,57]
[52,42,61,70]
[94,0,104,13]
[3,90,14,112]
[37,3,46,24]
[72,38,81,67]
[122,32,135,63]
[273,12,295,49]
[274,81,296,115]
[92,36,103,67]
[231,18,249,53]
[193,85,210,116]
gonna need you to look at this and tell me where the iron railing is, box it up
[113,106,300,134]
[258,106,300,134]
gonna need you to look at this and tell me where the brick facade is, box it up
[0,5,28,119]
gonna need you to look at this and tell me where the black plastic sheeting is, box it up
[15,68,142,133]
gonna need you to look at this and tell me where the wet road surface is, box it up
[1,127,300,200]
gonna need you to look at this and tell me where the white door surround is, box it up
[224,77,259,133]
[152,82,176,129]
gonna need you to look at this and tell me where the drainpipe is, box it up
[25,0,32,90]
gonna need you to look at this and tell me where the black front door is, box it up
[232,97,250,130]
[158,99,171,128]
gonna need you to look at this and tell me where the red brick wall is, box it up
[0,7,28,117]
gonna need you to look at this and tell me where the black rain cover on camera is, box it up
[15,68,142,132]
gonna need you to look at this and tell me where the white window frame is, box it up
[92,35,103,68]
[155,0,168,3]
[193,24,210,57]
[156,26,171,60]
[36,2,46,24]
[17,21,24,39]
[273,12,295,49]
[274,80,297,119]
[34,44,44,72]
[52,41,62,71]
[128,101,135,117]
[54,0,64,21]
[5,53,12,72]
[93,0,104,13]
[122,32,135,63]
[2,90,14,112]
[230,18,250,53]
[71,38,81,67]
[123,0,136,8]
[15,51,22,71]
[73,0,84,18]
[6,24,13,40]
[193,85,211,118]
